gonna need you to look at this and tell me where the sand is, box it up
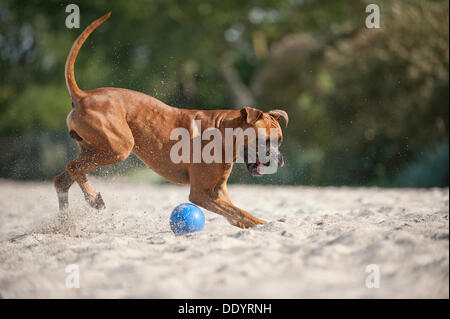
[0,178,448,298]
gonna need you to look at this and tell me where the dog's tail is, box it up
[65,12,111,100]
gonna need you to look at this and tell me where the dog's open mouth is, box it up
[244,148,271,176]
[244,146,284,176]
[245,158,267,176]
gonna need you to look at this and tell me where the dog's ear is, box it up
[240,107,263,125]
[268,109,289,128]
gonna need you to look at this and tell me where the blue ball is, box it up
[170,203,205,235]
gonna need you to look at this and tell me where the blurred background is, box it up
[0,0,448,187]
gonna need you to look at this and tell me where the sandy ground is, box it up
[0,178,448,298]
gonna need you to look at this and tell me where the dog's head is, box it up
[239,106,288,176]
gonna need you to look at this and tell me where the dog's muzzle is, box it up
[244,146,284,176]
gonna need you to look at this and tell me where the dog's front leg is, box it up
[188,165,267,228]
[189,190,267,229]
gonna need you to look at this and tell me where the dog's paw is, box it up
[91,193,106,210]
[228,216,267,229]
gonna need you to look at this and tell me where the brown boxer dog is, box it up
[54,12,288,229]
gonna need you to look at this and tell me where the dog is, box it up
[54,12,288,229]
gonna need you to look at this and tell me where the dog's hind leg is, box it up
[53,141,130,211]
[54,171,75,210]
[62,106,135,209]
[65,142,132,210]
